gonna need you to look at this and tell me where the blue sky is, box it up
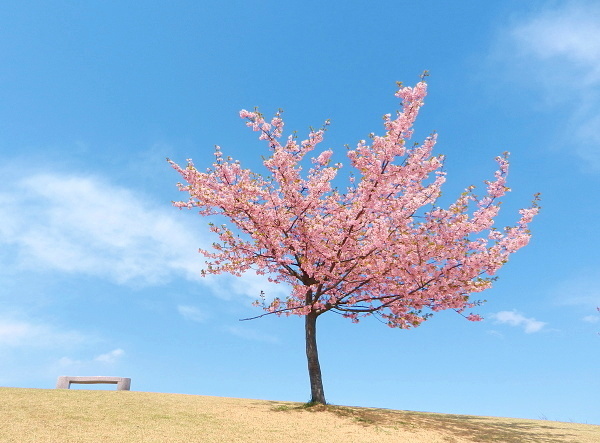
[1,0,599,425]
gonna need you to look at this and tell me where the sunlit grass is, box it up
[0,387,598,442]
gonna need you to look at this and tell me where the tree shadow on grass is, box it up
[269,402,580,442]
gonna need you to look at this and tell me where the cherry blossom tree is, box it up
[168,76,539,405]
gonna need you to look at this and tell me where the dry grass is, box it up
[0,387,598,442]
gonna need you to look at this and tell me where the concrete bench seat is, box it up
[56,376,131,391]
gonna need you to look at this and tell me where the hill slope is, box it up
[0,387,597,442]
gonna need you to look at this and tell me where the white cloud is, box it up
[224,272,291,302]
[553,271,600,308]
[224,325,280,344]
[0,315,123,385]
[496,1,600,170]
[94,348,125,364]
[0,169,290,302]
[510,3,600,84]
[0,172,207,286]
[486,330,504,339]
[56,357,82,369]
[582,315,599,323]
[55,348,125,374]
[0,318,86,348]
[177,305,207,323]
[490,310,546,333]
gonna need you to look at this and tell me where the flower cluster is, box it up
[169,80,538,328]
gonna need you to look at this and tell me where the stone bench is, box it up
[56,376,131,391]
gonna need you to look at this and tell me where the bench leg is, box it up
[116,379,131,390]
[56,376,71,389]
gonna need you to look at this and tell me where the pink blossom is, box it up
[168,77,538,400]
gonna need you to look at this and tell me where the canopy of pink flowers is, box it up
[169,80,539,328]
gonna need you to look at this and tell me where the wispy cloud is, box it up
[0,314,125,386]
[56,348,126,374]
[0,172,206,286]
[94,348,125,364]
[490,310,546,333]
[486,329,504,339]
[224,325,280,344]
[0,168,291,301]
[222,272,291,302]
[177,305,207,323]
[495,1,600,170]
[510,3,600,84]
[553,270,600,308]
[0,317,86,348]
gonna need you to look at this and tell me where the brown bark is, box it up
[305,311,326,404]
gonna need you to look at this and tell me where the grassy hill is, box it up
[0,387,598,442]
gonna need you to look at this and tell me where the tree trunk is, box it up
[305,311,326,404]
